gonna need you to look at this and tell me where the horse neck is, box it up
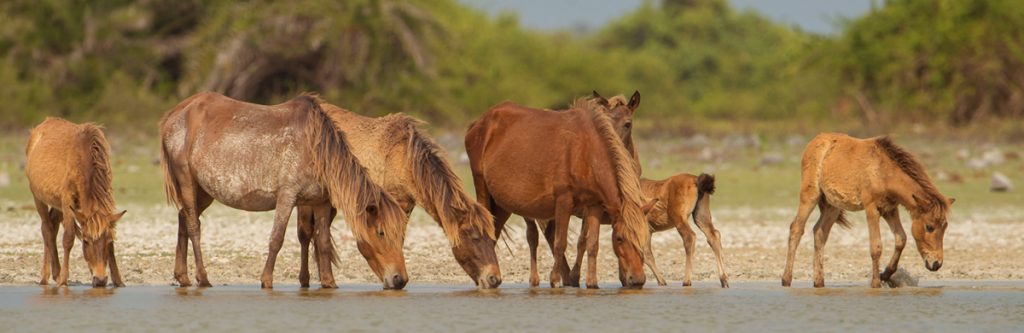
[883,164,928,213]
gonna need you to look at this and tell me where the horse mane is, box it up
[384,114,496,245]
[77,123,117,240]
[300,94,407,244]
[875,136,948,213]
[570,95,642,174]
[586,107,650,253]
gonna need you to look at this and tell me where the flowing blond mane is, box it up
[875,136,949,214]
[381,114,496,245]
[586,107,650,252]
[76,123,118,240]
[300,95,407,244]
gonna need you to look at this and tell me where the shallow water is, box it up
[1,281,1022,332]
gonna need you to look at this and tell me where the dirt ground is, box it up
[1,202,1020,288]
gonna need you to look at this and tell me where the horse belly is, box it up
[822,188,863,211]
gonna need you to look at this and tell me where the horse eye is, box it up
[624,122,632,129]
[925,225,935,233]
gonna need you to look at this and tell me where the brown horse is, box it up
[25,118,126,287]
[296,104,501,288]
[522,91,643,287]
[782,133,954,288]
[466,99,650,288]
[159,92,409,289]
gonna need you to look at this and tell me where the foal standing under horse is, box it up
[466,100,650,288]
[160,92,409,289]
[25,118,126,287]
[782,133,953,288]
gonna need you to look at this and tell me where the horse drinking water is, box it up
[159,92,409,289]
[782,133,953,288]
[25,118,126,288]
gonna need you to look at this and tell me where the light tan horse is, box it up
[466,99,650,288]
[159,92,409,289]
[296,105,501,288]
[25,118,126,287]
[782,133,954,288]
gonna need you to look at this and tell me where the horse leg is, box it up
[46,209,62,281]
[260,195,297,289]
[782,191,820,287]
[181,185,214,287]
[57,205,77,287]
[313,206,338,289]
[541,218,571,286]
[525,218,541,287]
[672,208,697,287]
[296,206,314,288]
[812,202,841,288]
[107,241,125,287]
[33,200,54,285]
[864,203,883,288]
[174,209,191,287]
[880,208,906,282]
[692,203,728,288]
[569,218,588,288]
[549,195,573,288]
[583,210,603,289]
[643,229,667,287]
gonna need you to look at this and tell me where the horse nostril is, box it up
[488,275,501,288]
[391,275,407,289]
[931,261,943,271]
[92,277,107,288]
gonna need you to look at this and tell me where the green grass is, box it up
[3,131,1022,222]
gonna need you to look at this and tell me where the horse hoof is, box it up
[814,281,825,288]
[321,283,338,289]
[682,281,692,287]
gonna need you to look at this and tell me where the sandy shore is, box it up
[1,202,1021,287]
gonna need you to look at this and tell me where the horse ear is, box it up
[628,90,641,110]
[591,90,609,107]
[912,194,930,208]
[111,210,126,222]
[640,198,659,214]
[948,197,956,205]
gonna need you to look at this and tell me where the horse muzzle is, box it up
[92,276,108,288]
[383,273,407,290]
[927,260,943,271]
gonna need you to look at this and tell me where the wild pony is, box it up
[466,98,650,288]
[25,118,126,287]
[296,104,501,289]
[782,133,954,288]
[159,92,409,289]
[528,93,729,288]
[522,91,643,287]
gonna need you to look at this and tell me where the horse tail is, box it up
[399,115,495,244]
[158,94,205,209]
[835,211,852,229]
[692,173,715,227]
[301,94,406,243]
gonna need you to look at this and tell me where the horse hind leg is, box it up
[297,206,314,288]
[179,185,214,288]
[812,201,842,288]
[549,195,574,288]
[313,206,338,289]
[46,209,62,282]
[541,217,572,287]
[569,217,590,288]
[880,208,906,282]
[692,198,728,288]
[782,188,822,287]
[582,211,602,289]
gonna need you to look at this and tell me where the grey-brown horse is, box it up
[159,92,409,289]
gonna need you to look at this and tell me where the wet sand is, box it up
[1,203,1022,287]
[1,281,1022,331]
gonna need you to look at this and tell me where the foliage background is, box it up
[1,0,1023,136]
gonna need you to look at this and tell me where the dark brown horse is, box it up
[782,133,954,288]
[296,104,501,289]
[466,99,650,288]
[25,118,126,287]
[159,92,409,289]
